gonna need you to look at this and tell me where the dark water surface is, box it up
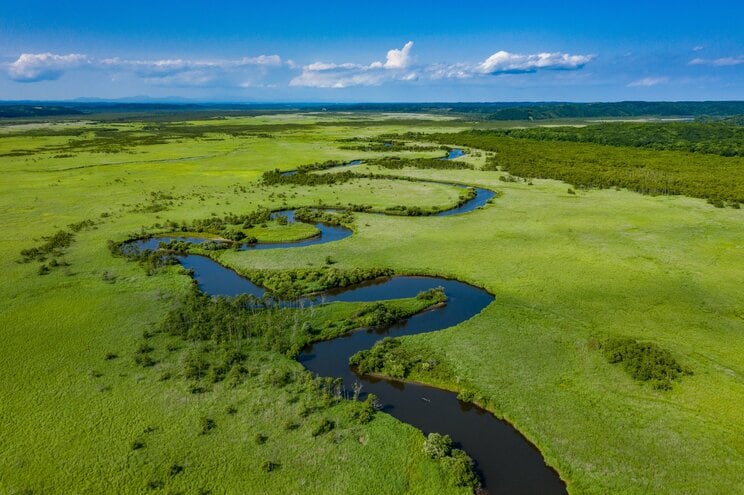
[126,164,565,493]
[445,148,466,160]
[178,256,564,493]
[132,182,493,253]
[131,209,353,254]
[440,186,495,216]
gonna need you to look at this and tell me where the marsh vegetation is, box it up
[2,111,743,494]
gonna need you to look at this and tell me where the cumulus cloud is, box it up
[291,44,593,88]
[8,53,90,82]
[627,76,669,87]
[689,55,744,66]
[424,50,593,82]
[384,41,414,69]
[426,63,473,80]
[290,41,417,88]
[6,52,285,85]
[103,55,282,77]
[142,71,218,87]
[476,50,593,75]
[290,68,388,89]
[6,45,595,89]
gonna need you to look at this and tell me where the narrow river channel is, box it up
[128,151,566,493]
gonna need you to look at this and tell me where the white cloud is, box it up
[6,52,285,85]
[424,50,592,81]
[7,45,595,90]
[384,41,414,69]
[304,62,365,71]
[627,76,669,87]
[241,55,283,67]
[290,41,417,88]
[8,53,89,82]
[142,71,217,87]
[305,62,340,71]
[477,50,593,74]
[690,55,744,66]
[290,69,388,89]
[426,63,474,80]
[291,44,593,88]
[100,55,283,77]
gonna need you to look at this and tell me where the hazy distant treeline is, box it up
[3,100,744,120]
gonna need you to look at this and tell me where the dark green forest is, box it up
[425,129,744,207]
[3,100,744,121]
[477,122,744,156]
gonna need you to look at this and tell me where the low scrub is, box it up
[367,156,473,170]
[262,168,358,186]
[243,266,394,299]
[354,303,407,328]
[349,337,446,380]
[293,207,354,227]
[338,137,443,153]
[20,230,74,263]
[601,337,692,390]
[110,240,179,276]
[423,433,479,489]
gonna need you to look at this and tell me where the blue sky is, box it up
[1,0,742,102]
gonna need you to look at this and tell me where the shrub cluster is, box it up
[311,417,335,437]
[349,337,443,380]
[367,156,473,170]
[354,303,407,328]
[293,207,354,227]
[416,287,447,303]
[422,433,479,489]
[262,169,358,186]
[68,218,97,232]
[161,292,308,354]
[338,137,443,153]
[243,266,394,299]
[601,337,692,390]
[167,207,273,235]
[156,239,197,253]
[20,230,74,263]
[111,240,179,276]
[347,394,378,424]
[296,160,348,172]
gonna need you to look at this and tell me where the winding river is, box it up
[130,152,566,494]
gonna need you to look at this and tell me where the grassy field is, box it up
[1,113,743,494]
[0,114,473,495]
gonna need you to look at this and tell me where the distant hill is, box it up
[0,105,84,118]
[1,100,744,120]
[477,101,744,120]
[314,101,744,119]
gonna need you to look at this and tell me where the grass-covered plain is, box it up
[1,113,743,494]
[0,114,474,495]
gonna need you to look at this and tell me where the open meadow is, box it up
[1,112,743,494]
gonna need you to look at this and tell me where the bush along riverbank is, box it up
[114,274,475,491]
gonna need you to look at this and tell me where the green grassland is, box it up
[0,115,474,495]
[151,221,321,243]
[1,114,744,494]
